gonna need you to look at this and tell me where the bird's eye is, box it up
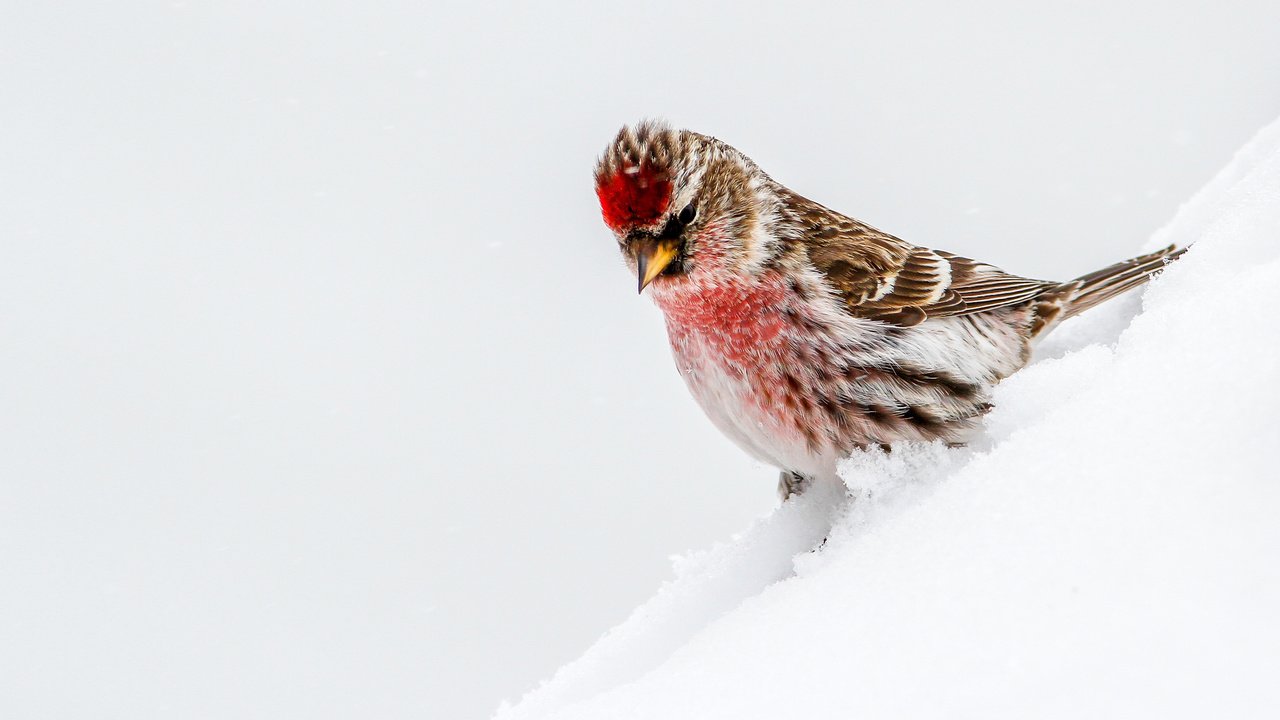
[677,203,697,225]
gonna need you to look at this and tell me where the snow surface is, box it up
[496,118,1280,719]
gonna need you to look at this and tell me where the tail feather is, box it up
[1060,244,1186,321]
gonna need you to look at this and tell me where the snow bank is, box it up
[495,116,1280,720]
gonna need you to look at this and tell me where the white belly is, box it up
[669,337,840,480]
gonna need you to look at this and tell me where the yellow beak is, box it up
[633,238,680,292]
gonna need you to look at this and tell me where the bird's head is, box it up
[594,120,788,292]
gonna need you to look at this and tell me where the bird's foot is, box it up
[777,470,813,501]
[777,471,843,553]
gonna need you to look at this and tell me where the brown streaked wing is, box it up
[935,250,1060,315]
[793,195,1058,326]
[796,199,915,308]
[855,247,967,325]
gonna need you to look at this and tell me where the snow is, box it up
[495,118,1280,719]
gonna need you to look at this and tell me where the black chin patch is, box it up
[657,214,684,241]
[662,215,690,276]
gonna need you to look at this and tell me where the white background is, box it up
[2,2,1278,718]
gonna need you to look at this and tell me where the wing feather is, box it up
[785,191,1059,326]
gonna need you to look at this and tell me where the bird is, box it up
[594,120,1184,499]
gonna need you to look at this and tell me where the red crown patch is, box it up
[596,163,672,231]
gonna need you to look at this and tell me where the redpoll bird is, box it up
[595,121,1183,498]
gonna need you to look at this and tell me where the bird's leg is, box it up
[777,470,834,552]
[777,470,813,501]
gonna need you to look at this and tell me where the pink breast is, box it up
[653,278,789,365]
[652,274,829,460]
